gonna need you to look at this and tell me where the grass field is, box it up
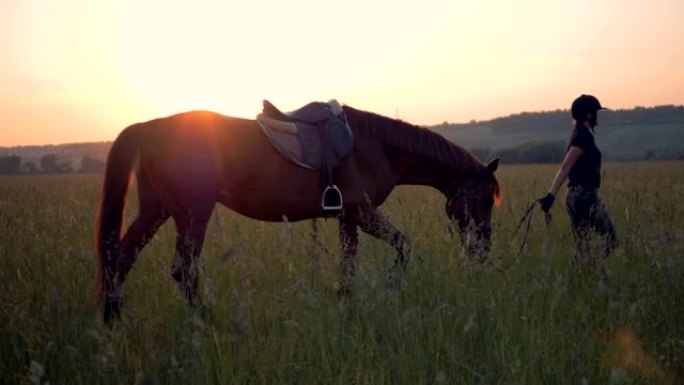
[1,162,683,384]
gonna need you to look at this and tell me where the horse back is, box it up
[133,110,396,221]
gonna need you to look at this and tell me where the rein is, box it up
[511,201,551,258]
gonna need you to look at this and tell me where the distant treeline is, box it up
[471,141,568,164]
[1,105,683,174]
[436,105,684,163]
[471,140,684,165]
[0,154,105,176]
[440,105,684,133]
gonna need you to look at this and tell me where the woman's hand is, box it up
[538,192,555,213]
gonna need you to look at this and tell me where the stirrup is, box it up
[322,185,343,211]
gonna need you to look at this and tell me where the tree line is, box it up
[470,141,568,164]
[0,154,105,176]
[2,105,682,174]
[471,140,684,164]
[441,105,684,133]
[2,141,682,176]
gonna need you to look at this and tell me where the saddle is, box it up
[256,99,353,213]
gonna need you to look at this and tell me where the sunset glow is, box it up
[1,0,683,146]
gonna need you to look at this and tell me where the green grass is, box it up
[0,163,682,384]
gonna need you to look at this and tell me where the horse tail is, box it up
[95,123,144,306]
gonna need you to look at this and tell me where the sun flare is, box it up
[1,0,683,145]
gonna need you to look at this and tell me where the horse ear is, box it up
[485,158,499,174]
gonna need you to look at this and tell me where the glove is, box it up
[538,193,555,213]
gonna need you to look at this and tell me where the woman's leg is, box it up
[565,187,593,265]
[588,195,618,258]
[566,187,613,291]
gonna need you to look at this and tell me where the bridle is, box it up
[446,172,495,237]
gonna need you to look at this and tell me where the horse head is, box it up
[446,158,502,261]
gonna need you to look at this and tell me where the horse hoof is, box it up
[336,285,352,300]
[171,266,183,282]
[386,265,405,291]
[103,297,122,324]
[197,304,214,322]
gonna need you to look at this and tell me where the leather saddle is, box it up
[262,99,344,124]
[256,99,353,213]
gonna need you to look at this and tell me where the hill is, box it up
[434,105,684,162]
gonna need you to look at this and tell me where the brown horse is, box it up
[96,104,502,322]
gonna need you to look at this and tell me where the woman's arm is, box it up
[547,146,584,196]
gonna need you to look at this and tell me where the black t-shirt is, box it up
[567,126,601,188]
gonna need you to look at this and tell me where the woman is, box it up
[538,94,618,266]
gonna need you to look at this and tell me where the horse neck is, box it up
[344,106,484,194]
[392,149,483,194]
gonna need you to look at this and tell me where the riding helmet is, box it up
[571,94,606,121]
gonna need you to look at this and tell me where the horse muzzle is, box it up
[463,225,492,262]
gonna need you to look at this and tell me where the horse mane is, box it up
[343,106,485,175]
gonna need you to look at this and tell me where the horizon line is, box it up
[2,102,683,149]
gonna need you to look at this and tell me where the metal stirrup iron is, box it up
[322,184,343,211]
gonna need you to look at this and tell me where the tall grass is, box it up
[0,162,682,384]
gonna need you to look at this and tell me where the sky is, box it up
[1,0,683,146]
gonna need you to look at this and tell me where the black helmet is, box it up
[571,94,605,121]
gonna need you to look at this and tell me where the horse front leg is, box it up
[338,215,359,298]
[358,209,412,290]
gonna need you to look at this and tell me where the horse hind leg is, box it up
[104,201,169,322]
[171,215,210,309]
[103,170,170,323]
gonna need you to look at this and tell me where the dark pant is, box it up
[565,186,618,261]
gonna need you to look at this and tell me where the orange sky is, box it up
[1,0,683,146]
